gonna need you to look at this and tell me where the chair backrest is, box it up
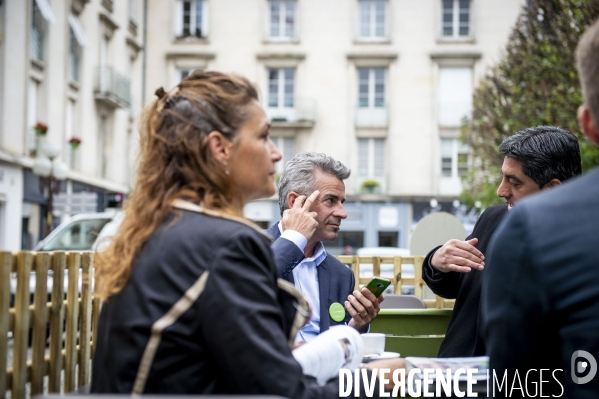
[336,255,422,296]
[335,255,455,309]
[379,294,425,309]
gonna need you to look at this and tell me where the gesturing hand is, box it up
[430,238,485,273]
[281,190,320,241]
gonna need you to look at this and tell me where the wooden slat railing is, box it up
[1,251,101,399]
[2,252,453,398]
[335,255,455,309]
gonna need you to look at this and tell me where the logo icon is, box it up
[571,350,597,384]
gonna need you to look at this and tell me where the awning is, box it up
[68,14,88,48]
[34,0,56,24]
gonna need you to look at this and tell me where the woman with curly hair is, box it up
[91,70,403,397]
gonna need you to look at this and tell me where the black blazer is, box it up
[91,209,341,397]
[423,205,508,357]
[267,223,355,331]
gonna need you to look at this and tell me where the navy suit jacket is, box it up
[267,224,355,332]
[484,168,599,398]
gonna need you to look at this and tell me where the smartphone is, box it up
[365,277,391,297]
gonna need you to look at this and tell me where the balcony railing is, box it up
[266,98,316,127]
[68,52,80,82]
[94,66,131,109]
[355,104,388,127]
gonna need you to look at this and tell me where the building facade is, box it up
[0,0,143,250]
[144,0,523,254]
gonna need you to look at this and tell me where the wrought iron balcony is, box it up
[94,66,131,109]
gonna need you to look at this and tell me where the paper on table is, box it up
[292,325,364,386]
[405,356,489,381]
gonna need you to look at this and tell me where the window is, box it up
[358,138,385,176]
[179,69,192,81]
[269,0,296,40]
[128,57,135,118]
[355,67,387,126]
[128,0,138,22]
[327,231,365,256]
[100,35,109,66]
[30,1,46,60]
[68,29,81,81]
[378,231,398,247]
[67,14,87,82]
[29,0,56,61]
[358,0,387,39]
[98,115,112,178]
[441,0,470,38]
[273,137,295,174]
[178,68,202,82]
[27,79,39,155]
[358,68,385,109]
[438,66,472,126]
[268,68,295,109]
[441,139,453,177]
[22,202,42,249]
[441,138,470,178]
[0,1,4,38]
[178,0,208,38]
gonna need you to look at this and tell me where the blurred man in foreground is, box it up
[484,20,599,398]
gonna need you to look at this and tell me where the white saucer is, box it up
[362,352,400,363]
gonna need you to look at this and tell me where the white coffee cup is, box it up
[361,333,385,355]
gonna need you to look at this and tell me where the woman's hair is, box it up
[95,70,258,299]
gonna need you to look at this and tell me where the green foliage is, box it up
[361,179,380,188]
[461,0,599,205]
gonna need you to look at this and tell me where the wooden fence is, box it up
[1,252,452,398]
[0,251,100,399]
[335,255,455,309]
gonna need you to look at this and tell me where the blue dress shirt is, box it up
[278,223,327,343]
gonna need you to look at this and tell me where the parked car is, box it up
[11,210,121,306]
[33,210,121,251]
[356,247,413,295]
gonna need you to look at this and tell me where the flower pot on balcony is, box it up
[33,122,49,156]
[361,180,380,194]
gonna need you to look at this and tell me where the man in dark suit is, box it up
[483,20,599,398]
[423,125,582,357]
[267,152,382,343]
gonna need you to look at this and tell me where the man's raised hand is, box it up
[281,190,320,240]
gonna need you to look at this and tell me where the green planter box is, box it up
[370,309,452,358]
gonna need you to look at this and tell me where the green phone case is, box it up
[365,277,391,297]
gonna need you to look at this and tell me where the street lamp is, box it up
[32,140,69,236]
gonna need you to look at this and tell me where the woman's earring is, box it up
[224,161,230,176]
